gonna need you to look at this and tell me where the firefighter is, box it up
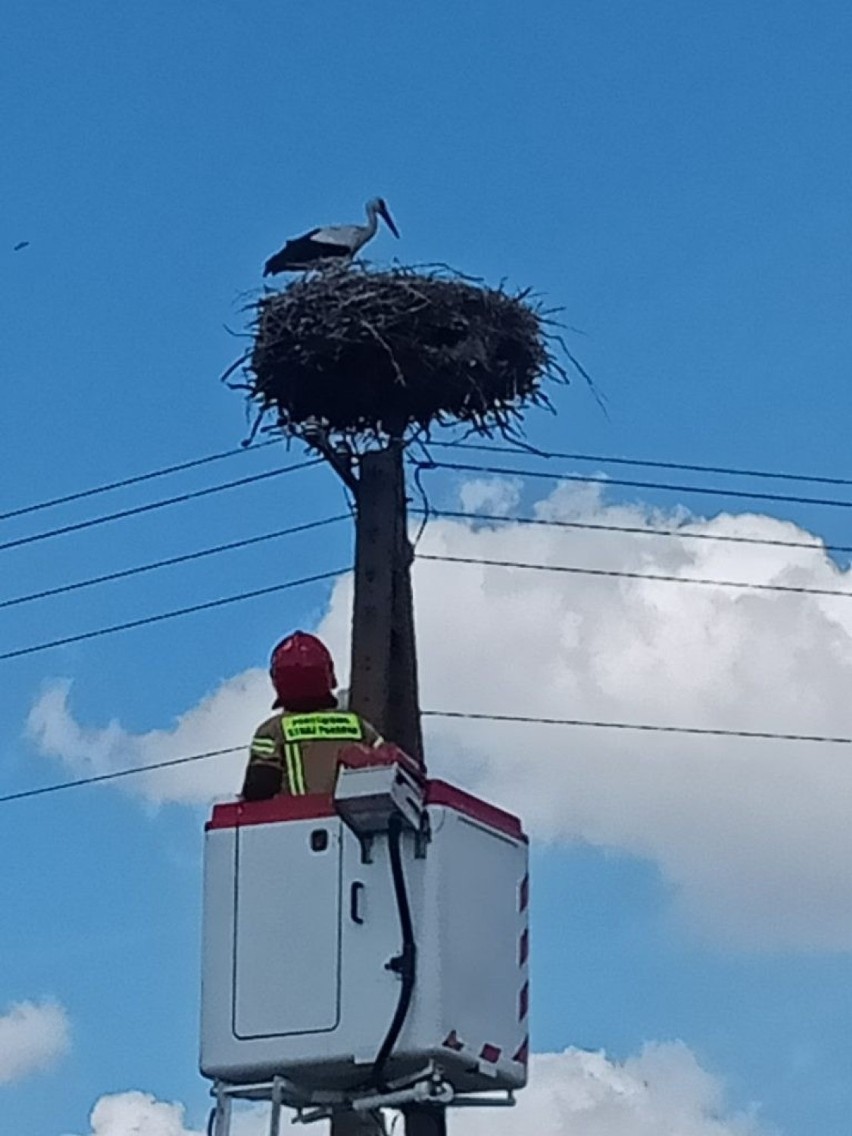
[242,631,384,801]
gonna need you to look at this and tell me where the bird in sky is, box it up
[263,198,400,276]
[13,241,29,251]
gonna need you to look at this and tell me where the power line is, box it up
[2,504,838,617]
[4,505,842,617]
[3,548,847,664]
[421,709,852,745]
[0,515,348,611]
[8,433,850,533]
[0,440,278,524]
[2,498,840,630]
[5,708,852,806]
[430,461,852,511]
[432,441,852,490]
[429,509,852,557]
[0,460,321,556]
[0,566,349,661]
[6,447,846,571]
[418,552,852,601]
[0,746,245,803]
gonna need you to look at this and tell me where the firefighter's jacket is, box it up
[242,709,384,801]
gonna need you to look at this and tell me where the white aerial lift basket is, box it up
[200,768,529,1118]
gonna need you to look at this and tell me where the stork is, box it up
[263,197,400,276]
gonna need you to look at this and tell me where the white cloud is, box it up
[77,1045,770,1136]
[72,1092,271,1136]
[0,999,69,1084]
[75,1091,203,1136]
[27,670,271,806]
[455,1044,769,1136]
[27,478,852,947]
[457,476,523,516]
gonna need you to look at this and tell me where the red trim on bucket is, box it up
[206,794,335,830]
[512,1037,529,1066]
[479,1043,502,1064]
[427,780,526,842]
[442,1030,464,1052]
[207,779,526,841]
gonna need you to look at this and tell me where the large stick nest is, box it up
[225,263,595,447]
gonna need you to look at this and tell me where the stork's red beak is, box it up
[379,202,400,238]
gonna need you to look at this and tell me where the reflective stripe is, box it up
[284,743,296,793]
[281,712,363,743]
[280,719,307,795]
[294,745,306,794]
[250,738,276,755]
[284,742,306,795]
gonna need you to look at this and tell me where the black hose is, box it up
[371,812,417,1089]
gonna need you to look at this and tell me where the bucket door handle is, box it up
[350,881,365,925]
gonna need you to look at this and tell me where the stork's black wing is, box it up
[263,228,349,276]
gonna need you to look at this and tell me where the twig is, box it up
[219,352,251,384]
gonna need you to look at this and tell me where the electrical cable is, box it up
[429,460,852,512]
[416,552,852,601]
[5,709,852,807]
[431,441,852,490]
[0,515,348,611]
[371,812,416,1090]
[423,509,852,558]
[421,710,852,745]
[3,547,849,665]
[0,460,321,556]
[9,434,852,530]
[0,565,349,661]
[3,505,845,616]
[0,440,278,524]
[0,745,245,804]
[5,447,847,579]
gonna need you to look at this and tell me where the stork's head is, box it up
[370,197,400,238]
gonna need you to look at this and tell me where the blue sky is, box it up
[3,3,852,1134]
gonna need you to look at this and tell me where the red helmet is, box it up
[270,631,337,710]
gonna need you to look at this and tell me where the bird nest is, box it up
[224,263,595,447]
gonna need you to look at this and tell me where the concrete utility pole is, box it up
[312,436,442,1136]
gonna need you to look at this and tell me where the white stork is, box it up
[263,197,400,276]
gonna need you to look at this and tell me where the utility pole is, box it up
[312,435,442,1136]
[349,444,423,765]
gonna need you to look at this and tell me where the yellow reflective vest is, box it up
[242,710,383,799]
